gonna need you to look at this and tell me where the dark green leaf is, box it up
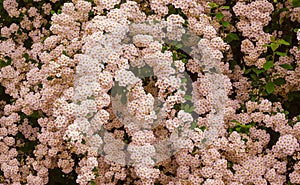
[200,126,206,131]
[263,60,274,70]
[250,73,258,81]
[244,68,252,74]
[252,68,265,75]
[266,82,275,94]
[273,78,286,85]
[280,64,294,70]
[0,60,10,68]
[24,53,29,60]
[92,167,98,172]
[293,0,300,8]
[224,33,239,43]
[62,50,69,57]
[172,53,178,60]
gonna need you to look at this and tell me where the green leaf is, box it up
[250,73,258,81]
[278,39,290,46]
[23,53,29,60]
[293,28,299,33]
[273,78,286,85]
[200,126,206,131]
[265,82,275,94]
[62,50,69,57]
[92,167,98,172]
[221,6,230,9]
[252,68,265,75]
[224,33,240,43]
[275,51,287,57]
[270,36,276,43]
[168,4,177,14]
[244,68,252,74]
[161,45,168,53]
[279,64,294,70]
[0,60,9,68]
[181,78,187,83]
[91,181,97,185]
[230,119,240,124]
[293,0,300,8]
[270,43,279,51]
[190,121,198,129]
[121,94,127,105]
[184,104,190,112]
[172,53,178,60]
[175,44,183,49]
[208,2,219,9]
[216,13,224,20]
[184,95,192,101]
[182,58,188,63]
[189,106,195,112]
[263,60,274,70]
[235,127,241,132]
[221,21,230,27]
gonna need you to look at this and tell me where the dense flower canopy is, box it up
[0,0,300,185]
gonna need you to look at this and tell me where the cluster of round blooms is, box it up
[165,118,180,132]
[115,69,139,88]
[94,0,120,11]
[272,134,299,157]
[76,157,98,185]
[3,0,20,17]
[177,110,193,123]
[233,0,273,67]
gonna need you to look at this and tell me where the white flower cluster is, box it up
[115,69,139,87]
[62,11,229,184]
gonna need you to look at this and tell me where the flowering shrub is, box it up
[0,0,300,185]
